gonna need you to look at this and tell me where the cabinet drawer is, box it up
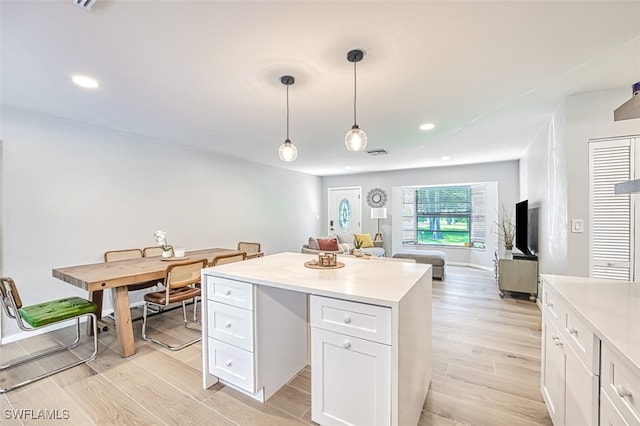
[207,276,253,310]
[563,308,600,374]
[601,345,640,425]
[542,285,564,328]
[310,295,391,345]
[208,338,255,393]
[207,301,254,352]
[601,388,630,426]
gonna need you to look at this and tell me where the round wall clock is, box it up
[366,188,387,207]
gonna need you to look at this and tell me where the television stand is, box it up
[497,257,538,302]
[512,253,538,261]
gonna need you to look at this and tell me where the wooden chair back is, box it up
[237,241,261,254]
[143,246,173,257]
[165,259,208,290]
[211,252,247,266]
[104,248,143,262]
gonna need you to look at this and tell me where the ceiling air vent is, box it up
[366,149,388,156]
[71,0,98,10]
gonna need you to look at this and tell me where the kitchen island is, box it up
[201,252,432,426]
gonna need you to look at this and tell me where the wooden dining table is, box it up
[52,248,249,357]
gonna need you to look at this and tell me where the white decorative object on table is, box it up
[154,230,172,258]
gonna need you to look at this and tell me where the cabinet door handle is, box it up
[343,340,351,349]
[552,334,559,341]
[225,360,233,367]
[225,321,232,328]
[547,302,554,308]
[343,315,352,324]
[555,340,563,347]
[616,384,632,398]
[224,289,232,296]
[568,326,578,335]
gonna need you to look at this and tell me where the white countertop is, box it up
[202,252,431,307]
[542,274,640,372]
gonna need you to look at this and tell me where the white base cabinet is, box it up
[541,283,599,426]
[310,295,392,426]
[541,275,640,426]
[311,327,391,426]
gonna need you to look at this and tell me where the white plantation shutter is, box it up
[402,188,417,244]
[589,139,632,280]
[471,184,486,247]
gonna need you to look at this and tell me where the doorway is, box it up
[327,187,361,237]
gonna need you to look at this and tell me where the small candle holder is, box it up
[318,253,337,267]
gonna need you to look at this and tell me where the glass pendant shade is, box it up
[345,125,367,151]
[279,139,297,162]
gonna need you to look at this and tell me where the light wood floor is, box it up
[0,266,551,425]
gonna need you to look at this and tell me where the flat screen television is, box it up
[515,200,538,258]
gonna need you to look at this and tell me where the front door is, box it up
[328,187,361,237]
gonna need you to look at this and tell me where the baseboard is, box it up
[448,261,493,272]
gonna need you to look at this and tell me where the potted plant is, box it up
[496,204,515,253]
[353,238,363,257]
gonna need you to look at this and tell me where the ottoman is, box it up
[392,251,446,280]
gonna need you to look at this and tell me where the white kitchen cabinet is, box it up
[204,274,307,401]
[310,295,391,426]
[541,282,599,426]
[541,275,640,426]
[311,327,391,426]
[541,318,566,426]
[601,389,631,426]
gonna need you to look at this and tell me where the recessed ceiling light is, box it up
[419,123,435,131]
[441,156,451,161]
[345,166,352,170]
[72,75,99,89]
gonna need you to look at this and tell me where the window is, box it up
[402,184,486,248]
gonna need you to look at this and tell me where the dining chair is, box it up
[104,248,159,291]
[143,246,174,257]
[191,251,249,322]
[141,258,208,351]
[237,241,263,259]
[212,251,248,266]
[0,277,98,393]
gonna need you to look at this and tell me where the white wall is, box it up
[522,86,640,276]
[1,108,322,340]
[520,108,568,275]
[322,161,520,269]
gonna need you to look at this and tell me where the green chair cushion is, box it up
[19,297,97,328]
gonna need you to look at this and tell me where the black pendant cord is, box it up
[353,60,358,127]
[286,83,290,141]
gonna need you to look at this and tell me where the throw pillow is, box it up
[354,233,375,248]
[337,232,355,244]
[317,237,340,252]
[308,237,319,250]
[338,243,355,254]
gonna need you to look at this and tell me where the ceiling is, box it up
[2,1,639,176]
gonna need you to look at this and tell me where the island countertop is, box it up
[542,273,640,372]
[201,252,431,307]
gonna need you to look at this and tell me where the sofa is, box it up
[301,232,385,257]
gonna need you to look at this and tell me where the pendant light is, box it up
[278,75,298,162]
[345,49,367,151]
